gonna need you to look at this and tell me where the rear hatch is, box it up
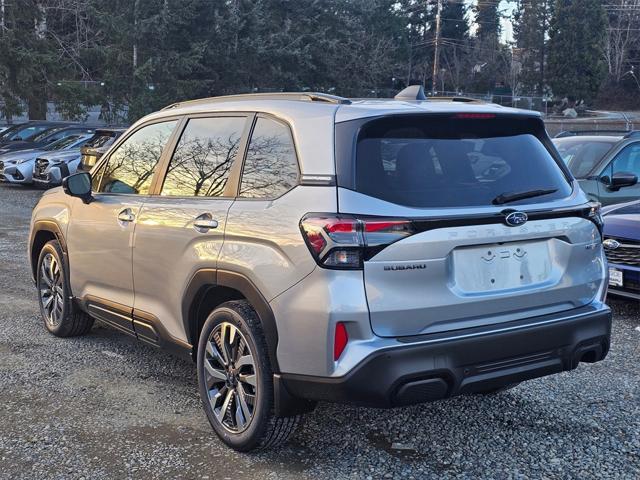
[334,113,605,337]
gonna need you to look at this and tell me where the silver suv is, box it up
[29,88,612,451]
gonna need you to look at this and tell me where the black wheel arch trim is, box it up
[182,268,280,372]
[30,220,69,286]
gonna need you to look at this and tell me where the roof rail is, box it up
[162,92,352,110]
[554,129,634,139]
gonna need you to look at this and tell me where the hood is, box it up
[37,149,82,163]
[603,201,640,241]
[0,148,44,164]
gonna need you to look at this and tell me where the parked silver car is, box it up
[28,88,611,451]
[1,134,92,185]
[32,133,99,188]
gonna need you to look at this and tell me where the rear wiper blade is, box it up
[492,188,558,205]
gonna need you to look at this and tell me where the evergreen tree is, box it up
[547,0,608,101]
[514,0,553,94]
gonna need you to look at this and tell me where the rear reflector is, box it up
[334,322,348,361]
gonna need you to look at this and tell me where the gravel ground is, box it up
[0,183,639,480]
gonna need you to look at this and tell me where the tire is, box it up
[197,300,301,451]
[36,240,93,337]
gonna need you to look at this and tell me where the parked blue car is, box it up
[603,201,640,300]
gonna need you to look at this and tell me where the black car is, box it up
[0,122,69,148]
[78,128,127,171]
[0,125,94,154]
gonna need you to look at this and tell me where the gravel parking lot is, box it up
[0,183,639,479]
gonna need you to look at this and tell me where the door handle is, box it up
[193,214,219,232]
[118,208,136,223]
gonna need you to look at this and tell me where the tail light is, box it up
[300,214,415,269]
[586,202,604,237]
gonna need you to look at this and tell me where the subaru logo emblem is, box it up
[504,211,528,227]
[603,239,620,250]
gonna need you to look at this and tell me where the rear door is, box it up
[336,113,605,337]
[132,114,250,343]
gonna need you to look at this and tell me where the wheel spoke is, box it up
[215,389,234,422]
[204,359,227,383]
[236,384,252,422]
[238,373,256,388]
[206,340,227,367]
[234,388,248,428]
[42,294,54,310]
[236,354,254,368]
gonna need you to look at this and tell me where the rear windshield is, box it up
[85,133,117,149]
[553,138,616,178]
[352,115,572,208]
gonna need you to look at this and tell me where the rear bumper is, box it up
[279,305,611,409]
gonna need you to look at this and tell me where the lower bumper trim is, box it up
[280,305,612,408]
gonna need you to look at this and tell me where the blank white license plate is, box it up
[609,268,623,287]
[453,241,551,292]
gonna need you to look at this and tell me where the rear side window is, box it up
[96,120,177,195]
[351,115,572,208]
[161,117,246,197]
[239,117,299,198]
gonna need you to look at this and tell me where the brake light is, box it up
[454,113,496,119]
[334,322,348,361]
[300,214,415,269]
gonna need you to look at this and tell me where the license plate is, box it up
[453,241,551,293]
[609,268,623,287]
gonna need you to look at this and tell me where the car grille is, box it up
[34,158,49,179]
[604,237,640,267]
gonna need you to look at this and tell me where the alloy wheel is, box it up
[204,322,258,433]
[39,253,64,327]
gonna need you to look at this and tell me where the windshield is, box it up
[352,115,572,208]
[553,138,617,178]
[43,135,84,151]
[4,125,50,141]
[31,127,66,143]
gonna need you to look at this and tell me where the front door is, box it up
[67,120,178,333]
[598,142,640,205]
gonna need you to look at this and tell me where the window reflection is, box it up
[239,117,299,199]
[98,121,177,195]
[161,117,246,197]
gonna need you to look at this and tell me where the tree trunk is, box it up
[28,94,47,120]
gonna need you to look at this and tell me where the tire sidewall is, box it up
[36,241,71,335]
[197,303,272,451]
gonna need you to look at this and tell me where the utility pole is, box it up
[432,0,443,95]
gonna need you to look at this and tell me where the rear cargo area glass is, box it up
[354,115,572,208]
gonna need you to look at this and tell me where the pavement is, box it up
[0,183,639,479]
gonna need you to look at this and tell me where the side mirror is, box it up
[603,171,638,191]
[62,172,93,204]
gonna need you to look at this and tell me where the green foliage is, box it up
[547,0,608,101]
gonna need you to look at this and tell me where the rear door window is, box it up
[352,115,572,208]
[160,116,246,197]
